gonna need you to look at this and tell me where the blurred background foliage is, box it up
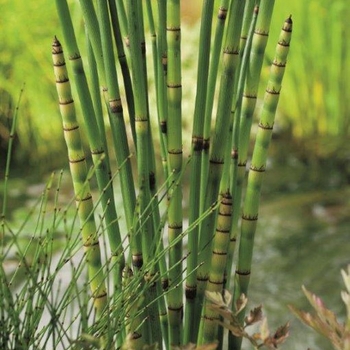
[1,0,349,171]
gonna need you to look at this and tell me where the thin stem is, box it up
[166,0,183,345]
[231,15,293,349]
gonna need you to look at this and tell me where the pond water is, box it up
[1,140,349,350]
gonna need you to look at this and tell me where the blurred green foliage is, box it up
[269,0,350,138]
[1,0,349,169]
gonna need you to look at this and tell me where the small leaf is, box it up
[341,266,350,293]
[205,291,226,308]
[260,318,270,341]
[245,305,263,326]
[234,293,248,316]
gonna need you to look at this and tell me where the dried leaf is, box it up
[272,322,290,345]
[205,291,226,308]
[341,266,350,293]
[234,293,248,316]
[260,318,270,341]
[245,305,263,326]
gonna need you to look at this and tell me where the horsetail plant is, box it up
[52,36,108,326]
[49,0,293,349]
[231,14,293,349]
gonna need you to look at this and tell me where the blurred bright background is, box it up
[1,1,349,349]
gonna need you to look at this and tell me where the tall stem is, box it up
[231,15,293,349]
[52,36,108,323]
[166,0,183,346]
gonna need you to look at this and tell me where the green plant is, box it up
[289,266,350,350]
[270,0,350,138]
[1,1,293,349]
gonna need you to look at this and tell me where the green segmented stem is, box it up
[231,15,293,348]
[226,3,259,291]
[108,0,137,148]
[96,0,141,272]
[155,0,169,180]
[166,0,184,346]
[198,192,232,345]
[52,37,107,319]
[200,0,230,217]
[184,0,214,344]
[122,266,145,349]
[55,0,125,292]
[234,0,275,228]
[196,0,245,323]
[127,0,163,345]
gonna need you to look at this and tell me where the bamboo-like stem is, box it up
[226,2,259,291]
[198,192,232,345]
[184,0,215,344]
[55,0,125,293]
[95,0,141,272]
[200,0,229,216]
[196,0,245,326]
[166,0,184,346]
[127,0,161,345]
[233,0,275,242]
[156,0,169,180]
[108,0,137,148]
[52,36,108,321]
[231,15,293,349]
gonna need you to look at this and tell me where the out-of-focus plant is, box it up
[269,0,350,139]
[289,265,350,350]
[206,291,289,349]
[0,0,84,168]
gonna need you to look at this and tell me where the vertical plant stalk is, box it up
[233,0,275,242]
[184,0,214,344]
[226,3,259,290]
[166,0,184,346]
[55,0,125,293]
[200,0,229,217]
[108,0,137,148]
[196,0,245,328]
[1,85,24,221]
[52,37,108,321]
[231,15,293,348]
[198,192,232,345]
[95,0,141,273]
[127,0,162,346]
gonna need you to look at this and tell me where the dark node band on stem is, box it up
[209,157,224,165]
[192,135,203,151]
[235,269,250,276]
[132,254,143,268]
[148,171,156,190]
[68,156,86,164]
[254,30,269,37]
[258,122,273,130]
[185,285,197,299]
[231,148,238,160]
[208,278,224,285]
[63,125,79,132]
[212,250,228,256]
[218,7,228,20]
[202,138,210,151]
[242,213,258,220]
[92,291,108,299]
[160,121,167,134]
[162,278,169,291]
[110,98,123,113]
[83,240,100,248]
